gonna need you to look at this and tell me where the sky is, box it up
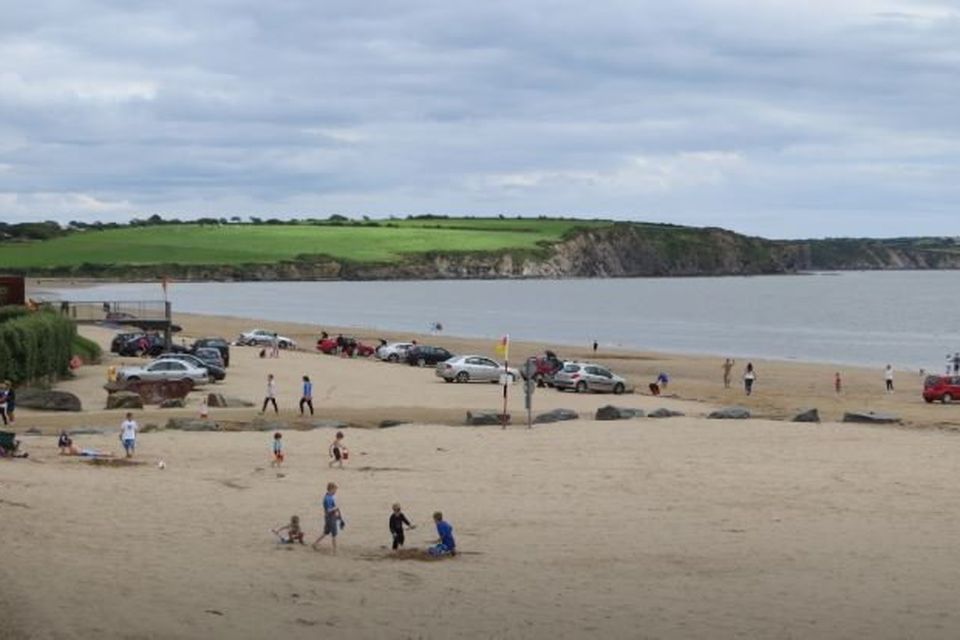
[0,0,958,239]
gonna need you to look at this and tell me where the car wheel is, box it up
[279,341,290,349]
[456,371,469,383]
[924,397,933,404]
[944,393,954,404]
[443,377,453,383]
[575,381,587,393]
[417,358,426,367]
[126,376,140,382]
[613,382,625,395]
[534,373,545,388]
[387,353,399,362]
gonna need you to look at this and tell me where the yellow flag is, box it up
[495,334,509,360]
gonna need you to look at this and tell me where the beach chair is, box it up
[0,430,18,455]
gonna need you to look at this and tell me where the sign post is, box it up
[523,357,536,429]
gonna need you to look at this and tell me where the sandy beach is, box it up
[3,312,960,639]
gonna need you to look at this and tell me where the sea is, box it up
[37,271,960,371]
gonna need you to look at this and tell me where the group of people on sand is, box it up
[273,482,456,558]
[270,430,348,469]
[259,374,316,417]
[57,411,139,458]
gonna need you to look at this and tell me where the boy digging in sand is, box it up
[272,515,304,544]
[389,503,416,551]
[428,511,456,557]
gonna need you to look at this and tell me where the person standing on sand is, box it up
[743,363,757,396]
[0,382,8,426]
[834,372,842,395]
[312,482,344,553]
[3,381,14,423]
[299,375,314,416]
[592,340,598,354]
[271,332,280,358]
[885,365,895,393]
[261,374,279,414]
[119,412,138,458]
[722,359,735,388]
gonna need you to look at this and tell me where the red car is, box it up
[923,375,960,404]
[316,336,374,357]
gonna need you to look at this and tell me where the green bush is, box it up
[0,305,30,325]
[0,308,76,384]
[72,334,103,364]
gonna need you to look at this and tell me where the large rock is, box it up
[707,406,751,420]
[165,418,220,432]
[533,408,580,424]
[160,398,186,409]
[379,419,407,429]
[792,408,821,423]
[207,393,254,408]
[16,388,83,412]
[647,407,685,419]
[842,411,901,425]
[465,410,510,426]
[106,391,144,410]
[69,428,105,435]
[595,405,644,420]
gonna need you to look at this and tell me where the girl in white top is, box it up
[261,374,279,414]
[120,412,138,457]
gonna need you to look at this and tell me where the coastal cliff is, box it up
[9,222,960,280]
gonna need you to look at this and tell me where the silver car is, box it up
[553,362,627,394]
[435,355,519,383]
[117,359,210,385]
[377,342,415,362]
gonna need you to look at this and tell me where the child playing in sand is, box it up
[271,432,284,467]
[58,430,79,455]
[312,482,344,553]
[272,515,304,544]
[389,503,416,551]
[428,511,456,557]
[329,431,348,468]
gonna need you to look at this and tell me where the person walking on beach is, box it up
[884,365,895,393]
[0,382,8,426]
[261,374,279,414]
[592,340,598,354]
[389,503,416,552]
[834,372,842,395]
[270,332,280,358]
[329,431,348,468]
[312,482,344,553]
[271,432,284,467]
[299,375,314,416]
[119,412,138,458]
[743,363,757,396]
[722,359,735,388]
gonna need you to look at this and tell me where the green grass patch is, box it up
[0,218,611,269]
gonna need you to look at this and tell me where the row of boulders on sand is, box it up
[465,406,903,425]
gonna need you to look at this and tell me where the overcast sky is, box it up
[0,0,957,238]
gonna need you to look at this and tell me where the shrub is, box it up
[0,308,76,384]
[72,334,103,364]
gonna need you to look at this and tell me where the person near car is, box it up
[262,374,279,414]
[119,412,138,458]
[953,353,960,375]
[743,363,757,396]
[884,365,894,392]
[300,375,314,416]
[270,333,280,358]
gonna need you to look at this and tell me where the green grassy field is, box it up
[0,218,611,268]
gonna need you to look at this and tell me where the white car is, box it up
[435,355,519,383]
[237,329,297,349]
[117,359,210,385]
[377,342,415,362]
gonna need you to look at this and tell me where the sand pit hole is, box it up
[353,466,413,473]
[85,458,146,468]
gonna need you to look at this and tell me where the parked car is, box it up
[110,332,144,354]
[405,345,455,367]
[435,355,519,383]
[117,334,167,357]
[553,362,628,394]
[156,352,226,382]
[237,329,296,349]
[193,347,225,369]
[317,336,376,357]
[923,375,960,403]
[191,337,231,367]
[117,360,209,385]
[377,342,415,362]
[520,350,564,387]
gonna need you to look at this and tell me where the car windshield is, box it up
[562,364,580,373]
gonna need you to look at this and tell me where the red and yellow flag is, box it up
[495,334,510,360]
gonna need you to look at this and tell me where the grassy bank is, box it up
[0,218,608,269]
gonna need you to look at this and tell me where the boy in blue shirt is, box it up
[428,511,456,557]
[312,482,344,554]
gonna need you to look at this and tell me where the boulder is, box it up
[106,391,144,410]
[160,398,186,409]
[533,408,580,424]
[310,419,350,430]
[16,388,83,412]
[707,406,751,420]
[207,393,228,408]
[379,420,406,429]
[792,408,821,423]
[212,395,255,408]
[465,410,510,426]
[595,405,643,420]
[140,423,160,433]
[165,418,220,432]
[842,411,901,425]
[24,427,42,435]
[647,407,685,419]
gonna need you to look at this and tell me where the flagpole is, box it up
[501,335,509,430]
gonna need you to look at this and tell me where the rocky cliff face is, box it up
[21,225,960,281]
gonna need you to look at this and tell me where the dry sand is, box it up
[2,312,960,639]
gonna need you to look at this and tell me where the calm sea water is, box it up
[39,271,960,370]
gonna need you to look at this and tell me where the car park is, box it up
[405,345,455,367]
[191,337,231,367]
[117,334,167,357]
[156,352,226,382]
[111,332,144,354]
[117,359,209,385]
[553,362,628,394]
[435,355,519,383]
[377,342,415,362]
[923,375,960,403]
[237,329,296,349]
